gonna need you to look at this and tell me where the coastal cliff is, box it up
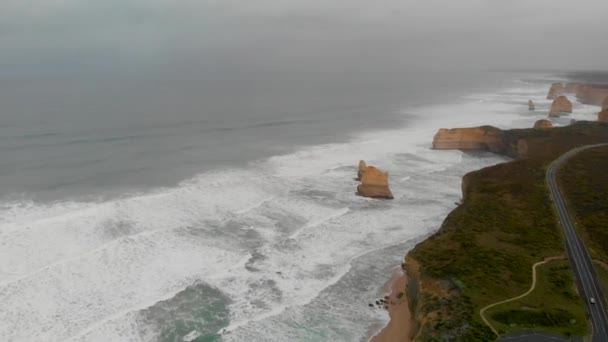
[575,85,608,106]
[403,122,608,341]
[431,126,537,158]
[432,126,523,157]
[599,109,608,123]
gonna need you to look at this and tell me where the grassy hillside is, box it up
[556,145,608,297]
[407,122,608,341]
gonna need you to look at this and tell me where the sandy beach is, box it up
[370,267,413,342]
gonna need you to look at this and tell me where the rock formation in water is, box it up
[357,160,367,180]
[549,96,573,117]
[356,162,394,199]
[534,119,553,128]
[528,100,535,111]
[599,109,608,122]
[547,82,565,100]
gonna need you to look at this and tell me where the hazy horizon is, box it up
[1,0,607,78]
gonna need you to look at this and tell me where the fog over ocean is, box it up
[1,0,608,341]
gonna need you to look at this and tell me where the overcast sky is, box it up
[1,0,607,77]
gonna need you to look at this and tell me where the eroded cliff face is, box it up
[404,255,463,342]
[547,82,565,99]
[599,109,608,123]
[534,119,553,129]
[432,126,504,151]
[432,126,523,157]
[576,86,608,106]
[549,96,573,117]
[565,82,583,94]
[356,162,394,199]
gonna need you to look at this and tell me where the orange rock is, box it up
[357,163,393,199]
[528,100,535,111]
[576,86,608,105]
[432,126,505,151]
[547,82,565,100]
[565,82,582,93]
[533,119,553,129]
[357,160,367,180]
[549,96,573,117]
[599,109,608,122]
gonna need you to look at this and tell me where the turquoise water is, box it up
[139,284,230,342]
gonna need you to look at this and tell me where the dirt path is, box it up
[479,256,564,336]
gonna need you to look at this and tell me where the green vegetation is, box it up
[485,260,587,336]
[557,145,608,300]
[595,264,608,300]
[408,122,608,341]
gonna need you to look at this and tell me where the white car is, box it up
[590,297,596,304]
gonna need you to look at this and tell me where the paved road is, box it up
[547,143,608,342]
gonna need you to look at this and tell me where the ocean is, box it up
[0,71,601,341]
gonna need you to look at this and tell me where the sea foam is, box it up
[0,79,601,342]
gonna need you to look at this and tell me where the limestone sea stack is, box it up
[533,119,553,129]
[357,160,367,180]
[549,96,573,117]
[528,100,535,111]
[547,82,565,100]
[356,162,394,199]
[599,109,608,123]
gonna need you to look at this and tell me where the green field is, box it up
[484,260,587,337]
[557,145,608,302]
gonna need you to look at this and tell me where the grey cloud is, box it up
[1,0,607,76]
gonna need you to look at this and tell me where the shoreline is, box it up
[370,267,413,342]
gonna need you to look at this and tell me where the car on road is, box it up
[590,297,596,304]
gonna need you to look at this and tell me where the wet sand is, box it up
[370,268,412,342]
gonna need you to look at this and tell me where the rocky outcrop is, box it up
[356,162,394,199]
[603,96,608,110]
[576,85,608,106]
[549,96,573,117]
[432,126,506,151]
[528,100,535,111]
[547,82,565,99]
[565,82,582,93]
[599,109,608,123]
[533,119,553,129]
[357,160,367,180]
